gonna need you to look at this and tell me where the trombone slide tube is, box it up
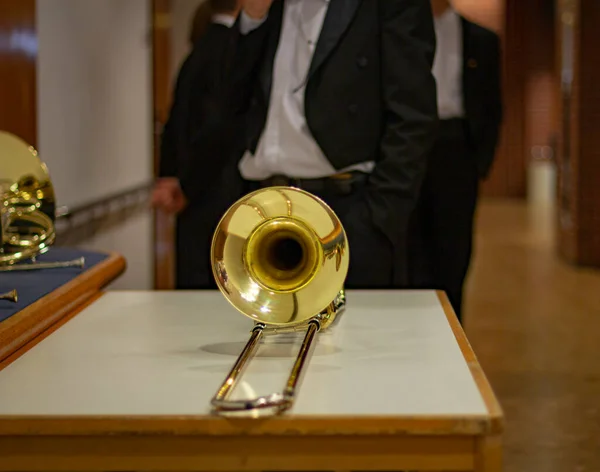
[211,324,265,411]
[0,257,85,272]
[211,321,320,413]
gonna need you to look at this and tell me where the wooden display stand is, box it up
[0,249,126,367]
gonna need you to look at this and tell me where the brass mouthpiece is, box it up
[0,289,18,303]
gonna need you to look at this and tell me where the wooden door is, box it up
[555,0,600,267]
[0,0,37,147]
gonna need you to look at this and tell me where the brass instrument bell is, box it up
[210,186,349,414]
[0,131,83,271]
[0,131,56,266]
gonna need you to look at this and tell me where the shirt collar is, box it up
[436,6,458,23]
[212,13,236,28]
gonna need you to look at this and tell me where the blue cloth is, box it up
[0,247,109,323]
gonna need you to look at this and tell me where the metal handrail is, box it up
[53,182,153,240]
[55,182,153,219]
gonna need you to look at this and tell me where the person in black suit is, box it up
[152,0,244,289]
[408,0,503,321]
[211,0,439,288]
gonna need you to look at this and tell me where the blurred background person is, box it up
[408,0,503,321]
[216,0,439,289]
[152,0,244,290]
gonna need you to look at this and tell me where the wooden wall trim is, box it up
[0,0,37,147]
[556,0,600,267]
[151,0,176,290]
[556,0,579,261]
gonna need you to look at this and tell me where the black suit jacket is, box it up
[460,17,503,179]
[160,22,240,194]
[159,22,245,288]
[229,0,439,246]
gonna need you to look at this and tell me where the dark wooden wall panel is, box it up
[479,0,527,198]
[555,0,577,261]
[459,0,557,199]
[572,0,600,265]
[524,0,557,163]
[556,0,600,267]
[0,0,36,147]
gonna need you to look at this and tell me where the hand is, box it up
[151,177,188,214]
[243,0,273,19]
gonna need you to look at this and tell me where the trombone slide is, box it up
[211,320,320,413]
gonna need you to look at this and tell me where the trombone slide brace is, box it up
[210,320,320,413]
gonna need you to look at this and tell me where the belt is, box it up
[247,171,369,196]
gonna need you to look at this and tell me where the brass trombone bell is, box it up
[210,186,349,414]
[0,131,57,267]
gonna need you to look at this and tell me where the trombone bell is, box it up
[210,186,349,414]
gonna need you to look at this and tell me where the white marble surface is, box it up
[0,290,487,417]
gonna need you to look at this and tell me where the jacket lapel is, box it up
[259,0,284,99]
[308,0,362,79]
[461,16,472,71]
[461,17,476,112]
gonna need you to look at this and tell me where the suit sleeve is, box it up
[177,22,265,202]
[366,0,439,242]
[479,31,503,178]
[158,54,194,178]
[176,30,233,202]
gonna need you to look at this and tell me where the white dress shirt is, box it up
[432,8,465,119]
[237,0,375,180]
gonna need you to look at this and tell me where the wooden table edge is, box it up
[435,290,504,434]
[0,434,485,472]
[0,413,497,437]
[0,251,126,368]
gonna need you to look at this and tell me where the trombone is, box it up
[210,186,349,415]
[0,131,85,271]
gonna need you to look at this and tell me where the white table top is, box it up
[0,290,489,420]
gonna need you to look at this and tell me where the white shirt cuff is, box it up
[239,10,268,35]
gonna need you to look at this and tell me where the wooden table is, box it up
[0,290,503,471]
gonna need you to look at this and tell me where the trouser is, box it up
[408,118,480,321]
[176,162,245,290]
[175,202,222,290]
[245,175,395,289]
